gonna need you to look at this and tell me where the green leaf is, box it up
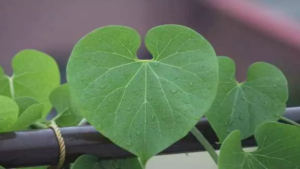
[11,103,44,130]
[13,97,44,130]
[49,84,82,127]
[0,49,60,117]
[67,25,219,163]
[219,122,300,169]
[0,165,4,169]
[0,96,19,132]
[72,154,143,169]
[14,97,39,115]
[206,56,288,142]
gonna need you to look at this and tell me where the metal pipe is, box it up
[0,107,300,168]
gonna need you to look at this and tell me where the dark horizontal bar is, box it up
[1,107,300,168]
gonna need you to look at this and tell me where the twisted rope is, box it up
[48,122,66,169]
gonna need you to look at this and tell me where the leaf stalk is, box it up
[190,127,219,164]
[280,116,300,127]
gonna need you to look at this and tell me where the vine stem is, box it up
[138,158,146,169]
[190,127,219,164]
[280,116,300,127]
[78,118,88,126]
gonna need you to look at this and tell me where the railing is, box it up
[0,107,300,168]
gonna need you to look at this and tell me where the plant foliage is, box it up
[0,25,297,169]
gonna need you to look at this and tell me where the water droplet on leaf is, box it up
[189,82,194,86]
[224,120,229,125]
[264,101,268,107]
[126,141,132,147]
[223,86,229,91]
[226,127,233,133]
[239,114,244,120]
[153,62,160,67]
[171,89,177,94]
[100,84,106,89]
[207,85,213,89]
[183,99,189,104]
[228,120,234,126]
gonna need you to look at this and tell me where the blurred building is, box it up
[0,0,299,104]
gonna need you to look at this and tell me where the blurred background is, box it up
[0,0,299,168]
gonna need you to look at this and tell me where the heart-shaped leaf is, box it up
[206,56,288,142]
[67,25,219,163]
[0,96,19,132]
[11,103,44,130]
[49,84,82,127]
[0,50,60,117]
[72,154,143,169]
[219,122,300,169]
[14,97,39,116]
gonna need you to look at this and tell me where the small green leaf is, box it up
[50,84,70,115]
[67,25,219,163]
[49,84,82,127]
[0,165,4,169]
[55,108,82,127]
[11,103,44,130]
[206,56,288,142]
[72,154,142,169]
[0,50,60,117]
[219,122,300,169]
[14,97,38,115]
[0,96,19,132]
